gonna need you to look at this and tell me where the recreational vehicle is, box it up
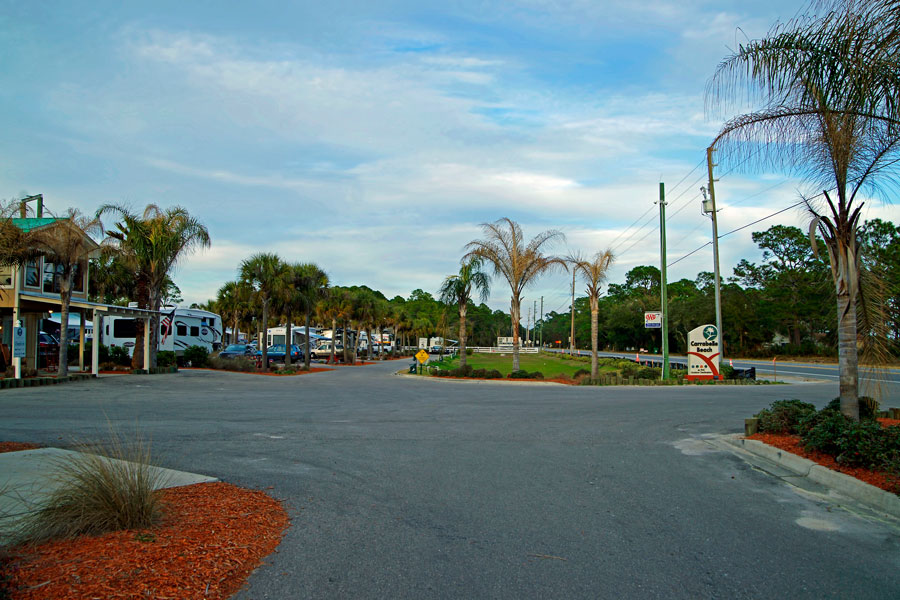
[102,306,222,355]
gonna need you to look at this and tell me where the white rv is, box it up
[102,306,223,355]
[265,325,328,348]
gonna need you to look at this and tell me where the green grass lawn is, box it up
[431,352,618,377]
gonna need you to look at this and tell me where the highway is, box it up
[545,348,900,400]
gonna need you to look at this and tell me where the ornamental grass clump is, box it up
[20,431,166,544]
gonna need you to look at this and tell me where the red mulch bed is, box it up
[0,442,41,453]
[4,482,289,600]
[747,428,900,494]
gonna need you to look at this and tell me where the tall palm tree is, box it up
[291,263,329,370]
[571,249,615,379]
[97,204,210,368]
[465,217,566,371]
[240,253,287,370]
[438,256,491,369]
[706,0,900,419]
[29,209,102,376]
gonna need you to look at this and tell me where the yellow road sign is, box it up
[415,349,430,364]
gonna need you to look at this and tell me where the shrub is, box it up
[182,345,209,367]
[720,364,736,380]
[636,366,660,379]
[19,431,165,543]
[99,361,120,371]
[618,361,640,377]
[274,367,297,375]
[471,368,487,378]
[755,399,817,434]
[529,371,544,379]
[452,364,473,378]
[485,369,502,379]
[109,345,131,366]
[466,348,473,356]
[156,351,176,367]
[208,356,256,372]
[824,396,879,420]
[573,368,591,378]
[508,369,530,379]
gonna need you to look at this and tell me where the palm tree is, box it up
[98,204,211,368]
[217,280,252,345]
[290,263,329,370]
[465,217,566,371]
[706,0,900,419]
[29,209,102,376]
[240,253,287,370]
[438,256,491,369]
[315,289,341,364]
[571,249,615,379]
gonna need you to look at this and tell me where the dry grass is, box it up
[19,431,167,544]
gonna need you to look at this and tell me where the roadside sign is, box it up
[12,327,25,358]
[415,349,430,364]
[686,324,720,380]
[644,311,662,329]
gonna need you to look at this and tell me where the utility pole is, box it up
[704,145,724,366]
[533,300,537,347]
[539,296,543,350]
[658,182,670,379]
[526,306,531,345]
[569,269,576,355]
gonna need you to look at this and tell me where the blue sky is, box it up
[2,0,895,314]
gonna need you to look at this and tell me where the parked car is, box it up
[256,344,304,366]
[218,344,257,360]
[310,341,344,360]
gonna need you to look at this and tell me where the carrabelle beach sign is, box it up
[686,324,720,381]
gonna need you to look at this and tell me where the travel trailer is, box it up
[102,306,222,355]
[266,325,328,348]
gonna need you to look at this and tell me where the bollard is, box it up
[744,418,760,436]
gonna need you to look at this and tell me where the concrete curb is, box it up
[724,435,900,518]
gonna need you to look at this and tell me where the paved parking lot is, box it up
[1,363,898,599]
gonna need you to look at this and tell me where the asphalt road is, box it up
[1,363,899,598]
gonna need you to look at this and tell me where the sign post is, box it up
[686,324,721,381]
[415,348,430,374]
[12,324,25,380]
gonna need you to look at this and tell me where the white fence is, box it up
[470,346,539,354]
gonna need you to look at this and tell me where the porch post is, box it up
[13,265,21,379]
[92,310,101,376]
[78,311,86,371]
[143,315,151,370]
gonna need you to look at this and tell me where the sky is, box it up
[2,0,896,316]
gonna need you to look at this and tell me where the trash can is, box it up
[409,363,417,374]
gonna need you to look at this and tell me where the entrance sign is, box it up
[644,312,662,329]
[686,324,720,380]
[12,327,26,358]
[415,349,430,364]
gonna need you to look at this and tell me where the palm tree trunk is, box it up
[261,299,269,371]
[149,289,162,369]
[590,307,599,379]
[284,311,292,367]
[58,278,72,377]
[132,279,149,369]
[331,317,337,364]
[233,313,239,345]
[510,296,521,371]
[377,325,383,361]
[365,327,373,361]
[304,311,311,370]
[837,291,860,419]
[459,304,468,369]
[342,323,349,363]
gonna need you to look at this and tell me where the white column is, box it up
[143,316,151,370]
[13,264,21,379]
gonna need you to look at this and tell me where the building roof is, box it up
[10,217,61,232]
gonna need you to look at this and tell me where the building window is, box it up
[25,259,40,288]
[0,265,12,287]
[190,326,199,337]
[113,319,138,338]
[176,324,187,336]
[43,262,63,293]
[72,262,84,293]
